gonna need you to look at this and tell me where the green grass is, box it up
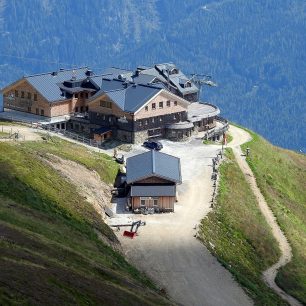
[203,139,216,145]
[0,120,25,126]
[241,130,306,304]
[0,131,9,137]
[199,148,286,305]
[225,132,233,144]
[0,141,171,305]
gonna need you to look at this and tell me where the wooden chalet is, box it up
[126,150,181,213]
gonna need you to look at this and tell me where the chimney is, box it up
[51,71,58,76]
[85,69,94,76]
[71,69,76,81]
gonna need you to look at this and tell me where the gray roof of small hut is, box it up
[126,150,181,184]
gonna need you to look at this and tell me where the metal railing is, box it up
[40,125,101,148]
[205,116,229,139]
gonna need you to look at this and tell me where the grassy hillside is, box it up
[241,131,306,304]
[199,149,286,305]
[0,139,171,305]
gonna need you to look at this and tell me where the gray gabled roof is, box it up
[155,63,199,95]
[126,150,182,184]
[130,185,176,197]
[90,80,163,113]
[138,63,199,96]
[102,67,133,80]
[25,67,90,102]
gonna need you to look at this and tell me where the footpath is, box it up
[229,125,302,306]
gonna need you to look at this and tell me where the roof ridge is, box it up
[105,87,126,94]
[152,150,155,174]
[109,66,132,72]
[25,66,88,78]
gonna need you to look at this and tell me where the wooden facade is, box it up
[129,176,177,213]
[131,196,175,211]
[2,79,51,117]
[2,78,92,118]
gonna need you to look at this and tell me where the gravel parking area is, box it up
[114,130,252,306]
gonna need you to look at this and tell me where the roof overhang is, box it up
[130,185,176,197]
[1,78,27,94]
[127,173,181,185]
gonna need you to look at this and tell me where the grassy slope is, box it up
[241,131,306,304]
[0,140,171,305]
[199,149,286,305]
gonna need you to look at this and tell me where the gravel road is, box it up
[117,132,253,306]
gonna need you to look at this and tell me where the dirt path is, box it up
[228,125,302,306]
[0,125,42,141]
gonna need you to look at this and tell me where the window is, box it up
[174,101,177,106]
[21,91,24,98]
[139,121,142,127]
[80,106,84,112]
[152,103,156,110]
[80,92,83,98]
[40,109,44,116]
[27,92,31,99]
[75,107,78,112]
[145,106,148,111]
[140,197,146,207]
[36,108,39,115]
[152,117,155,123]
[159,101,163,108]
[15,90,18,97]
[159,117,163,122]
[75,93,79,98]
[145,120,148,125]
[34,93,37,101]
[166,100,171,107]
[85,106,88,112]
[100,100,112,108]
[153,197,159,207]
[85,92,89,99]
[27,107,31,113]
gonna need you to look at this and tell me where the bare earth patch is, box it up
[44,154,112,219]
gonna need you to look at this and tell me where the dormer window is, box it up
[185,81,191,88]
[172,68,178,74]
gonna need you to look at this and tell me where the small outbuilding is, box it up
[126,150,182,213]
